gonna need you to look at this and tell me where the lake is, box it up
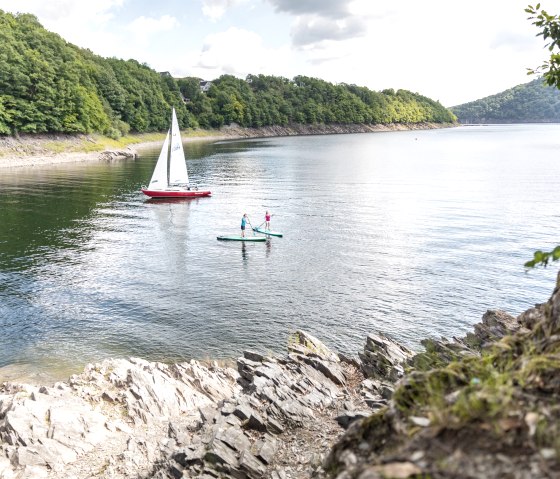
[1,124,559,382]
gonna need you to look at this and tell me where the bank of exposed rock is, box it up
[0,122,452,169]
[216,122,450,139]
[1,274,559,479]
[325,272,560,479]
[0,329,411,479]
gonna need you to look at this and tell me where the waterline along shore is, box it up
[0,122,452,169]
[0,273,559,478]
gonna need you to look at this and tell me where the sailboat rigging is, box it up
[141,108,211,198]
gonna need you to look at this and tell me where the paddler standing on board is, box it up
[265,211,271,231]
[241,214,248,237]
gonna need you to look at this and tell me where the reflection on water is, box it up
[1,125,560,382]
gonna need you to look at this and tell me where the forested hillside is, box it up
[451,78,560,123]
[0,11,191,137]
[0,10,455,137]
[176,75,455,129]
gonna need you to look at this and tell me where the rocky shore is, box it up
[0,134,142,169]
[2,271,559,479]
[0,122,451,169]
[0,331,404,479]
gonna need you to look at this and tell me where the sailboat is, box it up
[141,108,211,198]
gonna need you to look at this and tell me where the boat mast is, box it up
[166,108,174,187]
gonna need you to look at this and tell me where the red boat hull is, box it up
[141,189,211,198]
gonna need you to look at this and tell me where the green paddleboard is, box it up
[217,235,266,242]
[252,227,283,237]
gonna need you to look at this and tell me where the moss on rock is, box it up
[325,271,560,478]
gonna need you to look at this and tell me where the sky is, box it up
[0,0,552,106]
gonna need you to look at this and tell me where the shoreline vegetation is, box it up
[0,122,452,169]
[0,10,456,145]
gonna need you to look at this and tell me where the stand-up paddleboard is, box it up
[217,235,266,242]
[252,227,283,237]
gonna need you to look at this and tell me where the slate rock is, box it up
[245,411,267,432]
[204,440,239,468]
[290,331,340,362]
[255,435,278,464]
[215,425,251,453]
[173,445,205,467]
[465,309,522,348]
[239,450,266,478]
[266,417,284,434]
[335,411,371,429]
[243,351,265,363]
[200,406,219,424]
[360,332,413,382]
[233,404,253,422]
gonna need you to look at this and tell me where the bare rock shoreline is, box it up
[0,123,451,169]
[0,331,406,479]
[2,272,558,479]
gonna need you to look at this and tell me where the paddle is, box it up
[246,216,256,236]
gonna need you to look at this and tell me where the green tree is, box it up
[526,4,560,268]
[527,4,560,88]
[0,9,456,136]
[0,97,11,134]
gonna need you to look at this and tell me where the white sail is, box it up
[168,108,189,185]
[148,130,170,189]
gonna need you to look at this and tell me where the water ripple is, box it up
[1,125,559,380]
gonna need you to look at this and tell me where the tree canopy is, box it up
[0,9,455,137]
[0,10,195,137]
[178,74,456,129]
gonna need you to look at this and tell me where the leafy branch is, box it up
[526,4,560,88]
[524,246,560,268]
[525,5,560,269]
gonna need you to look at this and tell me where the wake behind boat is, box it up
[141,108,211,198]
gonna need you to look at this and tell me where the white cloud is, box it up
[201,0,248,21]
[267,0,351,18]
[177,27,295,80]
[0,0,127,60]
[126,15,179,36]
[198,28,269,73]
[0,0,124,24]
[277,0,547,105]
[266,0,380,47]
[291,15,367,46]
[491,31,543,52]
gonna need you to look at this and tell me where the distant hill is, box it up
[451,79,560,123]
[0,10,455,137]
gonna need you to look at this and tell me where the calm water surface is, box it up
[1,125,559,381]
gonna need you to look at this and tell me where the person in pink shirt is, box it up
[265,211,271,230]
